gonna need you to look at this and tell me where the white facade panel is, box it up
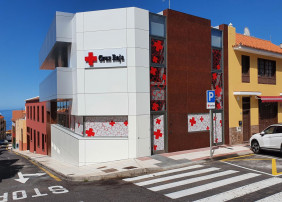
[84,93,128,115]
[127,29,149,49]
[84,68,127,93]
[84,8,127,32]
[75,12,84,33]
[128,67,150,93]
[84,29,127,50]
[127,47,149,68]
[126,7,149,30]
[76,68,85,94]
[51,125,129,166]
[128,93,150,115]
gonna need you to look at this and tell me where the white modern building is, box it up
[39,7,162,166]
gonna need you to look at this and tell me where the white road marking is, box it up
[256,191,282,202]
[195,177,282,202]
[32,188,48,198]
[148,170,238,191]
[12,190,27,200]
[123,164,203,182]
[221,161,274,176]
[135,167,220,186]
[165,173,260,199]
[14,172,46,184]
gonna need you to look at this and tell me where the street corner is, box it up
[219,153,282,176]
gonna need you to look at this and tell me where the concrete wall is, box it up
[51,124,129,166]
[17,119,27,151]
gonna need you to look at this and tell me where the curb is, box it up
[12,149,253,182]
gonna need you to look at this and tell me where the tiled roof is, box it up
[12,110,25,122]
[0,116,4,119]
[235,33,282,54]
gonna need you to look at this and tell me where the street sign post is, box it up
[206,90,215,159]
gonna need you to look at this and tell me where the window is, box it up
[27,107,29,119]
[37,132,40,147]
[42,134,45,151]
[42,106,44,123]
[264,126,276,134]
[33,106,35,120]
[242,55,250,83]
[34,130,36,143]
[57,100,71,128]
[275,126,282,133]
[258,58,276,84]
[30,106,32,120]
[30,129,32,141]
[37,106,39,122]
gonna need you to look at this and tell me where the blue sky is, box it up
[0,0,281,110]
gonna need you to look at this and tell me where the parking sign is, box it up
[206,90,215,109]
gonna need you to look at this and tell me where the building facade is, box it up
[0,115,6,140]
[228,25,282,144]
[12,110,25,148]
[38,7,228,166]
[16,118,27,151]
[26,97,49,155]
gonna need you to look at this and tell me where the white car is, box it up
[250,124,282,154]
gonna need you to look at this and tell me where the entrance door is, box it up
[243,97,251,142]
[259,101,278,132]
[151,114,166,154]
[27,135,30,150]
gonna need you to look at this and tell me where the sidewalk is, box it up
[13,144,252,182]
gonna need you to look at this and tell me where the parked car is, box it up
[0,140,9,148]
[250,124,282,154]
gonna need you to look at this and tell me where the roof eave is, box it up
[233,45,282,59]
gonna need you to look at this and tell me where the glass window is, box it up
[42,134,45,150]
[37,132,40,147]
[211,29,222,48]
[264,126,276,134]
[150,14,166,37]
[275,126,282,133]
[42,106,44,123]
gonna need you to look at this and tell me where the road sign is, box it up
[206,90,215,109]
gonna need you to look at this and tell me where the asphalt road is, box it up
[1,148,282,202]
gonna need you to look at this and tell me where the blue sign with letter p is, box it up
[206,90,215,109]
[207,90,215,102]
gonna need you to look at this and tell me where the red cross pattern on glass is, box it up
[86,128,95,137]
[189,117,196,126]
[154,129,163,139]
[85,52,97,67]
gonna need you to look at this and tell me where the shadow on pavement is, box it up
[0,154,23,182]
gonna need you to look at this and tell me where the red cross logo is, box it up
[215,85,222,97]
[152,103,159,111]
[153,40,163,52]
[154,129,163,139]
[156,119,161,124]
[109,121,115,126]
[189,117,196,126]
[200,116,204,122]
[212,73,217,81]
[85,52,97,67]
[150,67,157,75]
[152,56,158,63]
[86,128,95,137]
[154,145,157,150]
[206,126,209,130]
[124,120,128,126]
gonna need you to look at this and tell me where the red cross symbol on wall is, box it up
[86,128,95,137]
[154,129,163,139]
[189,117,196,126]
[109,121,115,126]
[85,52,97,66]
[200,116,204,122]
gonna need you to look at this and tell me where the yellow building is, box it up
[16,118,27,151]
[228,25,282,144]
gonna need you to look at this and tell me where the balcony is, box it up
[39,67,73,102]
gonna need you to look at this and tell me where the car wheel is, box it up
[251,140,260,154]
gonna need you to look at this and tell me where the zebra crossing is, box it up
[123,164,282,201]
